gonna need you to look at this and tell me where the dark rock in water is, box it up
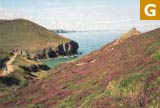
[57,41,79,56]
[69,41,79,54]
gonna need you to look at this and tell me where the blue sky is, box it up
[0,0,160,30]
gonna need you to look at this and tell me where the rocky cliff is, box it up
[33,40,79,59]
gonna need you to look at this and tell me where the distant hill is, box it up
[0,19,70,52]
[0,19,79,60]
[54,29,76,34]
[1,28,160,108]
[54,29,126,34]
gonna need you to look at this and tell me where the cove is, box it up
[42,30,126,68]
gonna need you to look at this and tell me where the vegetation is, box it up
[0,55,50,98]
[0,19,70,52]
[0,51,10,74]
[1,28,160,108]
[152,50,160,61]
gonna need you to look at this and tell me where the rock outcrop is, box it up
[20,64,50,73]
[10,40,79,60]
[57,41,79,55]
[32,40,79,60]
[113,27,141,46]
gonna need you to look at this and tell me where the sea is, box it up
[42,30,126,68]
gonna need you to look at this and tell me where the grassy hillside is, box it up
[1,28,160,108]
[0,55,50,97]
[0,19,70,52]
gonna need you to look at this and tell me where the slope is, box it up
[1,28,160,108]
[0,19,70,52]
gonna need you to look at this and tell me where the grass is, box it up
[70,64,160,108]
[128,65,145,73]
[63,82,80,90]
[78,90,112,108]
[26,103,45,108]
[0,55,50,99]
[57,97,74,108]
[152,50,160,62]
[0,52,10,72]
[147,75,160,108]
[53,65,157,108]
[0,19,70,52]
[106,71,148,99]
[118,73,146,90]
[146,41,160,55]
[32,71,50,80]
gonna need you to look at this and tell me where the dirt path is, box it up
[0,54,17,76]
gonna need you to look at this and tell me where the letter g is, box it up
[144,4,156,17]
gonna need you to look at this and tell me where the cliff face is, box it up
[57,41,79,55]
[0,19,79,59]
[1,28,160,108]
[33,41,79,59]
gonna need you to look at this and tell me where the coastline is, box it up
[38,54,81,61]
